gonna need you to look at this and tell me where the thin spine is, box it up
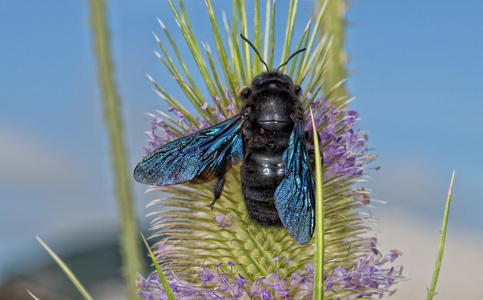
[156,20,205,109]
[202,42,228,105]
[167,0,217,99]
[268,0,276,69]
[177,0,219,98]
[318,0,348,106]
[238,0,252,81]
[287,22,310,79]
[204,0,237,99]
[253,0,262,75]
[262,0,272,65]
[280,0,298,64]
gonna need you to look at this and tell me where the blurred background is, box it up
[1,1,482,299]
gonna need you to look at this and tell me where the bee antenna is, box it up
[277,48,306,71]
[240,34,269,71]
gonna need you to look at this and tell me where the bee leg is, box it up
[208,174,226,210]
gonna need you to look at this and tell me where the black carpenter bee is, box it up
[134,34,319,245]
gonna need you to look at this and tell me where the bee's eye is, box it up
[241,87,251,99]
[281,74,293,84]
[294,85,301,95]
[251,75,263,85]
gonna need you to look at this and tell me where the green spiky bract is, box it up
[317,0,348,107]
[427,171,455,299]
[145,0,373,296]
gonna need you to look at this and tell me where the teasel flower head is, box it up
[137,0,403,298]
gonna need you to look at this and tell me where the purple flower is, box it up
[259,288,272,300]
[214,105,226,122]
[361,237,380,255]
[306,92,313,102]
[175,110,184,123]
[302,96,370,180]
[200,265,217,285]
[323,251,404,296]
[137,253,402,299]
[234,274,247,287]
[215,214,234,228]
[262,273,289,296]
[198,119,211,130]
[354,187,371,205]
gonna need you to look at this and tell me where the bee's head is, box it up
[239,34,304,101]
[249,71,301,95]
[240,73,303,129]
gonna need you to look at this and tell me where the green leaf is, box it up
[36,237,94,300]
[311,108,325,298]
[26,290,40,300]
[140,232,176,300]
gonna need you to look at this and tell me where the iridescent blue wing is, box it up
[134,115,245,186]
[274,121,316,245]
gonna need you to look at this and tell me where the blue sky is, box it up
[1,0,482,294]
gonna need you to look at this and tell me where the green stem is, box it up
[88,0,144,299]
[427,170,455,299]
[313,1,348,298]
[311,109,325,299]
